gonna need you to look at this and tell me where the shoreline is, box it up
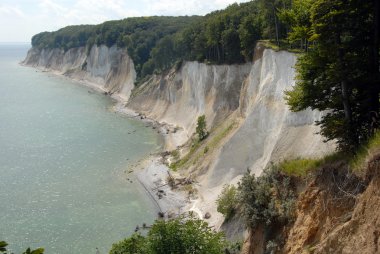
[132,156,188,217]
[21,62,190,221]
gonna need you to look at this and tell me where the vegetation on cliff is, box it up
[31,16,199,79]
[30,0,292,80]
[31,0,379,152]
[285,0,380,151]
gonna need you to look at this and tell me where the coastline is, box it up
[21,62,190,221]
[132,156,188,217]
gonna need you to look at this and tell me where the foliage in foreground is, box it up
[109,217,226,254]
[238,166,296,229]
[0,241,44,254]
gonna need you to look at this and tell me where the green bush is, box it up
[216,185,238,221]
[196,115,208,141]
[109,217,226,254]
[238,166,296,229]
[109,234,147,254]
[0,241,44,254]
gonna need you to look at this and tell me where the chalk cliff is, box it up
[22,45,135,100]
[128,44,332,180]
[23,43,334,228]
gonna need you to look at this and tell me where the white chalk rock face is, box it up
[128,62,252,148]
[22,45,136,100]
[23,43,334,184]
[205,49,333,187]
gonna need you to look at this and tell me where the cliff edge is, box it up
[23,43,334,229]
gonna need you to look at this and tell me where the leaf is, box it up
[0,241,8,252]
[30,248,44,254]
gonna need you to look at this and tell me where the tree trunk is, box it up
[368,0,380,135]
[336,32,355,145]
[341,80,352,124]
[272,4,279,46]
[373,0,379,73]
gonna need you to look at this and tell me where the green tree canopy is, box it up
[30,0,294,81]
[196,115,208,141]
[0,241,44,254]
[285,0,380,151]
[109,217,226,254]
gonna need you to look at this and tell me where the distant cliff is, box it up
[22,45,135,100]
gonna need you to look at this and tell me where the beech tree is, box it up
[285,0,380,151]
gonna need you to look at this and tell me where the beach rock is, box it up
[204,212,211,219]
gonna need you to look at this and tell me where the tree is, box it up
[109,234,147,254]
[237,166,295,229]
[278,0,313,51]
[196,115,208,141]
[216,185,238,220]
[238,14,262,60]
[109,217,226,254]
[285,0,380,151]
[148,217,225,254]
[257,0,291,46]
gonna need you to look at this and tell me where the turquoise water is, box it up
[0,45,160,253]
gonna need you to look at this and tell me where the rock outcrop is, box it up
[22,45,135,100]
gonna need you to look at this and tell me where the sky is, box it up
[0,0,250,43]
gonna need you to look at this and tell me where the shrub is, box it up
[237,166,296,229]
[109,234,147,254]
[196,115,208,141]
[216,185,238,221]
[0,241,44,254]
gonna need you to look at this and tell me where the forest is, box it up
[31,0,379,156]
[31,0,291,79]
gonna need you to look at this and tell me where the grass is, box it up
[279,158,322,176]
[280,131,380,176]
[279,152,347,177]
[169,121,236,171]
[169,139,201,171]
[258,40,304,54]
[350,131,380,171]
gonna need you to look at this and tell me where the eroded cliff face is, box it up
[23,43,335,229]
[129,45,333,182]
[204,47,332,188]
[128,45,334,228]
[128,62,252,149]
[22,45,135,100]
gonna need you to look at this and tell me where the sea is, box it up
[0,44,160,254]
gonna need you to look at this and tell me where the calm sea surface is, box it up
[0,45,160,254]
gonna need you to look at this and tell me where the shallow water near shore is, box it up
[0,45,160,254]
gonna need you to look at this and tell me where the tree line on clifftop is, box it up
[31,0,379,152]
